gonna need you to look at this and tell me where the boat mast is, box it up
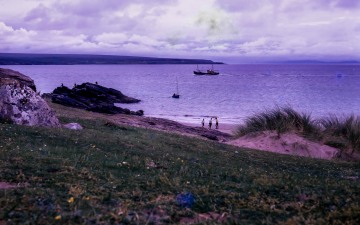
[176,76,179,94]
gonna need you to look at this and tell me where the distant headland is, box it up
[271,60,360,64]
[0,53,223,65]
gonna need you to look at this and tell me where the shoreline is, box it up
[181,121,238,135]
[48,101,233,142]
[48,101,360,161]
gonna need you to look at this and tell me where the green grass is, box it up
[1,115,360,224]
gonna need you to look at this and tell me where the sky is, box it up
[0,0,359,63]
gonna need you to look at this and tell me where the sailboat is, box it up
[193,64,207,75]
[172,77,180,98]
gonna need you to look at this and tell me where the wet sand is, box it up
[181,122,238,135]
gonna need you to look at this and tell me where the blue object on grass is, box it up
[176,192,195,208]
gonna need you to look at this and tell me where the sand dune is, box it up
[228,131,339,160]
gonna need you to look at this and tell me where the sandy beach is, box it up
[181,121,238,135]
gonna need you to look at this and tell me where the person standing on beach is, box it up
[209,118,212,129]
[202,118,205,127]
[215,117,219,129]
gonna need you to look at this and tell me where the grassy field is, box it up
[1,111,360,224]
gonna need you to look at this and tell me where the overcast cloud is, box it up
[0,0,359,63]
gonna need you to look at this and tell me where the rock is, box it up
[135,110,144,116]
[0,68,60,127]
[0,68,36,91]
[63,123,83,130]
[49,82,143,115]
[201,134,219,141]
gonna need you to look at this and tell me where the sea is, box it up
[3,64,360,125]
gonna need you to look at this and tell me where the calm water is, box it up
[3,64,360,125]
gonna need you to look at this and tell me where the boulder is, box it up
[0,68,36,91]
[63,122,83,130]
[49,82,143,115]
[0,68,60,127]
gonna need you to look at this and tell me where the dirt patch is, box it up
[228,131,340,160]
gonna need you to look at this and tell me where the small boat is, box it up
[172,77,180,98]
[193,70,207,75]
[194,64,219,75]
[206,64,219,75]
[193,65,207,75]
[206,69,219,75]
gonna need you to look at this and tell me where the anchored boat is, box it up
[193,64,219,75]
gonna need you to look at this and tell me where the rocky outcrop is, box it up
[0,68,60,127]
[49,82,143,115]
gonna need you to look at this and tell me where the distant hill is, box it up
[0,53,223,65]
[277,60,360,64]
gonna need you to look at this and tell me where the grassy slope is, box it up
[0,113,360,224]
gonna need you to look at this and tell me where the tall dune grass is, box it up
[320,115,360,154]
[236,106,319,138]
[236,106,360,155]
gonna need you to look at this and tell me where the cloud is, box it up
[0,22,97,53]
[93,32,128,44]
[215,0,275,12]
[335,0,360,8]
[0,22,13,33]
[24,3,49,21]
[0,0,359,61]
[0,22,37,44]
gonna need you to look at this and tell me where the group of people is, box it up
[202,117,219,129]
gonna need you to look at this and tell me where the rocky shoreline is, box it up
[44,82,144,116]
[1,68,144,127]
